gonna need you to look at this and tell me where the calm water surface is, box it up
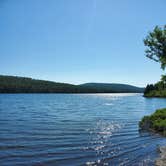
[0,93,166,166]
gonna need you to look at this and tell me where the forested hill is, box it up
[80,83,144,93]
[0,75,144,93]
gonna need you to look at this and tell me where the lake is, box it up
[0,93,166,166]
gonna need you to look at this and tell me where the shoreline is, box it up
[156,146,166,166]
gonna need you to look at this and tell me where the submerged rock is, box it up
[156,146,166,166]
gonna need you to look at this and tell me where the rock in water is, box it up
[156,146,166,166]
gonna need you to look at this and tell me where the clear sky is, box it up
[0,0,166,87]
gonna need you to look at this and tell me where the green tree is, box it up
[161,75,166,84]
[144,25,166,70]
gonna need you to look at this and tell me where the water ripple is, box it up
[0,94,166,166]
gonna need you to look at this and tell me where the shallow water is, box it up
[0,93,166,166]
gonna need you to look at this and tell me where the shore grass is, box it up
[139,108,166,136]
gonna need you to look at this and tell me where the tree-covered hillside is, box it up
[0,75,78,93]
[0,75,144,93]
[80,83,144,93]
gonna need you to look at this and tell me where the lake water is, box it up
[0,94,166,166]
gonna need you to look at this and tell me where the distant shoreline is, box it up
[0,75,144,93]
[0,92,142,94]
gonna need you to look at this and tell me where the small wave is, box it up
[86,161,95,165]
[86,159,101,165]
[104,103,113,106]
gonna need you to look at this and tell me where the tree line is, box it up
[0,75,144,93]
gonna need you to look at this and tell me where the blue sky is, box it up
[0,0,165,86]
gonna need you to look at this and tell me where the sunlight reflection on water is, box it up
[0,94,166,166]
